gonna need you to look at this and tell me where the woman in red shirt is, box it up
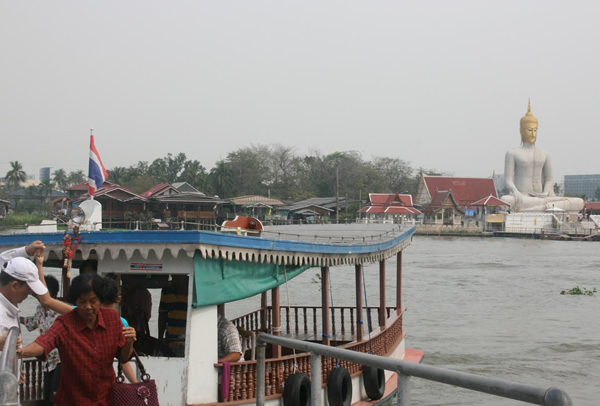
[19,273,136,406]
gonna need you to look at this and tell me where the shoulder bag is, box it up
[112,350,160,406]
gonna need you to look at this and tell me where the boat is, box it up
[1,214,422,405]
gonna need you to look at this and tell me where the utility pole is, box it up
[336,166,340,222]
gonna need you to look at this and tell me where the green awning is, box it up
[192,250,309,307]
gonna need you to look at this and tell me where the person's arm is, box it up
[503,152,524,203]
[219,352,241,363]
[17,342,45,358]
[121,361,138,383]
[542,153,556,197]
[37,294,73,315]
[0,332,6,349]
[117,327,136,363]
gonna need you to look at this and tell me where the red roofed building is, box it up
[358,193,421,224]
[422,190,463,225]
[416,176,498,207]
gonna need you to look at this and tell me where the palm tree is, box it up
[209,160,234,198]
[67,170,86,187]
[5,161,26,192]
[52,168,68,192]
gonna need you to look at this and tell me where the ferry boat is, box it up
[1,216,423,405]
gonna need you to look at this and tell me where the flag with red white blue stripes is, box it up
[88,134,108,196]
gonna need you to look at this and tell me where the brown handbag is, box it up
[111,350,160,406]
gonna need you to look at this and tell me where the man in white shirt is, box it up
[0,241,48,349]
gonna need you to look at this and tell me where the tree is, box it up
[553,182,563,196]
[595,187,600,202]
[209,160,234,198]
[5,161,27,192]
[67,170,86,187]
[108,166,127,186]
[179,160,207,191]
[52,169,68,192]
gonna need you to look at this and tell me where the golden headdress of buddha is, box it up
[520,99,538,128]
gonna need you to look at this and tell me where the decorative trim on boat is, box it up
[0,226,414,266]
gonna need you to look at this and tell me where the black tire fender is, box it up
[283,373,311,406]
[327,367,352,406]
[362,365,385,400]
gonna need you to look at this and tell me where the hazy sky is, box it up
[1,1,598,184]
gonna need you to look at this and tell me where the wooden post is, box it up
[271,287,281,358]
[355,264,363,342]
[260,292,268,331]
[396,251,402,314]
[379,259,386,329]
[321,266,331,345]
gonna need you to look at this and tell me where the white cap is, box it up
[2,257,48,296]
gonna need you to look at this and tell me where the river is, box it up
[19,235,599,405]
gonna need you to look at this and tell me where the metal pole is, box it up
[257,333,572,406]
[396,373,411,406]
[311,353,322,406]
[256,342,266,406]
[321,266,330,346]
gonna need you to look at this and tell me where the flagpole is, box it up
[90,128,94,200]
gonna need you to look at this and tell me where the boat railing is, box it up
[231,305,397,342]
[255,332,573,406]
[218,309,404,403]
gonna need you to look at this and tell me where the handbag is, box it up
[112,350,160,406]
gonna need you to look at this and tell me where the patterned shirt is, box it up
[159,286,187,339]
[22,304,60,372]
[36,308,126,406]
[218,316,243,360]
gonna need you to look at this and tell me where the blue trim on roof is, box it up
[0,227,415,256]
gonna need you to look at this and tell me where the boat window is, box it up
[117,273,189,357]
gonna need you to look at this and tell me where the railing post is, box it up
[311,353,322,406]
[396,372,411,406]
[256,341,266,406]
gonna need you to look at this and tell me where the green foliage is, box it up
[3,212,46,226]
[20,144,444,204]
[560,286,596,296]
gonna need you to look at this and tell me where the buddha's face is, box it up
[520,124,538,144]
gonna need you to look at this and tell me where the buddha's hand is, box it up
[530,192,549,198]
[513,191,525,204]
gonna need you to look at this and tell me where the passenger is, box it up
[79,259,98,275]
[18,273,136,406]
[20,275,61,404]
[101,276,138,383]
[120,274,152,338]
[0,255,49,350]
[218,315,243,362]
[158,274,188,356]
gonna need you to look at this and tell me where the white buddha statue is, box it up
[500,101,584,213]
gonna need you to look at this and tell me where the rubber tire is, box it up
[362,366,385,400]
[327,367,352,406]
[283,373,311,406]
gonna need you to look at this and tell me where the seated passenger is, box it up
[158,274,188,356]
[218,315,243,362]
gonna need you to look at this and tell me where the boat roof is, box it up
[0,224,414,267]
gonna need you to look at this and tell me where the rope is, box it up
[282,265,298,373]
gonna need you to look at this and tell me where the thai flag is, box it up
[88,135,108,196]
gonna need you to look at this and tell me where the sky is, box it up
[1,1,599,184]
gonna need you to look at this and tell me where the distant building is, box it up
[357,193,421,224]
[415,176,498,208]
[39,167,51,181]
[564,174,600,200]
